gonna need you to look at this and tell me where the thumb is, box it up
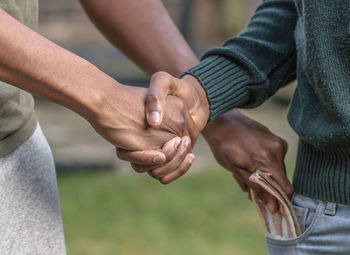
[146,71,177,127]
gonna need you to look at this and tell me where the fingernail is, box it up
[152,155,164,163]
[149,111,160,124]
[174,138,182,150]
[184,137,191,148]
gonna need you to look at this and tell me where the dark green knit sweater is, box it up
[183,0,350,205]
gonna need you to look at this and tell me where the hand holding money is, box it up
[249,170,301,239]
[202,110,294,213]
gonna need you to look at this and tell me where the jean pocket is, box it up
[265,195,323,246]
[292,204,309,233]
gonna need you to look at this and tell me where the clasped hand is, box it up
[117,71,294,214]
[88,82,200,184]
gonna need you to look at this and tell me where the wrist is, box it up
[181,74,210,131]
[202,109,242,140]
[73,64,124,122]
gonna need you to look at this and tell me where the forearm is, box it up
[80,0,198,77]
[0,8,123,121]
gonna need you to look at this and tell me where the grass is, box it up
[58,165,294,255]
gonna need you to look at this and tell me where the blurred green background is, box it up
[36,0,298,254]
[58,163,295,255]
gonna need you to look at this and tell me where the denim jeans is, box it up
[266,193,350,255]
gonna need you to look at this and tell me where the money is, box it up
[249,170,301,239]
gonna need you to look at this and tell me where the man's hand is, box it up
[86,84,198,184]
[79,0,204,183]
[87,84,199,151]
[116,135,195,184]
[0,6,198,183]
[202,109,294,213]
[115,72,209,184]
[145,72,210,132]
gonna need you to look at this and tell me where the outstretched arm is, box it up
[145,0,298,126]
[80,0,201,182]
[0,8,197,153]
[140,0,297,205]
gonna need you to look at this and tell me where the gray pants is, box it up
[0,124,66,255]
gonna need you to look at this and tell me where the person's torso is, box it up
[289,0,350,205]
[288,0,350,149]
[0,0,38,156]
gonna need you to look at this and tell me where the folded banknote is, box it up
[249,170,301,239]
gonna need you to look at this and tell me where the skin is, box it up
[79,0,198,77]
[202,109,294,212]
[131,72,294,212]
[92,0,295,210]
[0,8,198,156]
[0,0,292,206]
[79,0,204,182]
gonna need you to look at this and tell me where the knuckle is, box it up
[151,71,169,81]
[259,158,272,168]
[163,148,177,160]
[145,94,159,106]
[150,171,161,179]
[253,151,273,166]
[259,150,271,160]
[271,139,284,151]
[173,155,189,170]
[185,144,192,153]
[178,167,188,175]
[179,142,190,154]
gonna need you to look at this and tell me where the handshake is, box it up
[87,71,293,213]
[88,72,209,184]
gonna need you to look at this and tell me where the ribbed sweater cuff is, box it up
[180,55,251,121]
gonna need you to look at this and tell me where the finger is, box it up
[183,107,200,146]
[264,163,294,199]
[126,137,183,173]
[149,136,192,179]
[161,136,182,161]
[146,71,176,126]
[282,139,288,156]
[116,148,166,165]
[232,173,249,192]
[160,153,195,184]
[131,163,159,173]
[248,192,252,201]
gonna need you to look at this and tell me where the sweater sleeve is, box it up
[182,0,298,121]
